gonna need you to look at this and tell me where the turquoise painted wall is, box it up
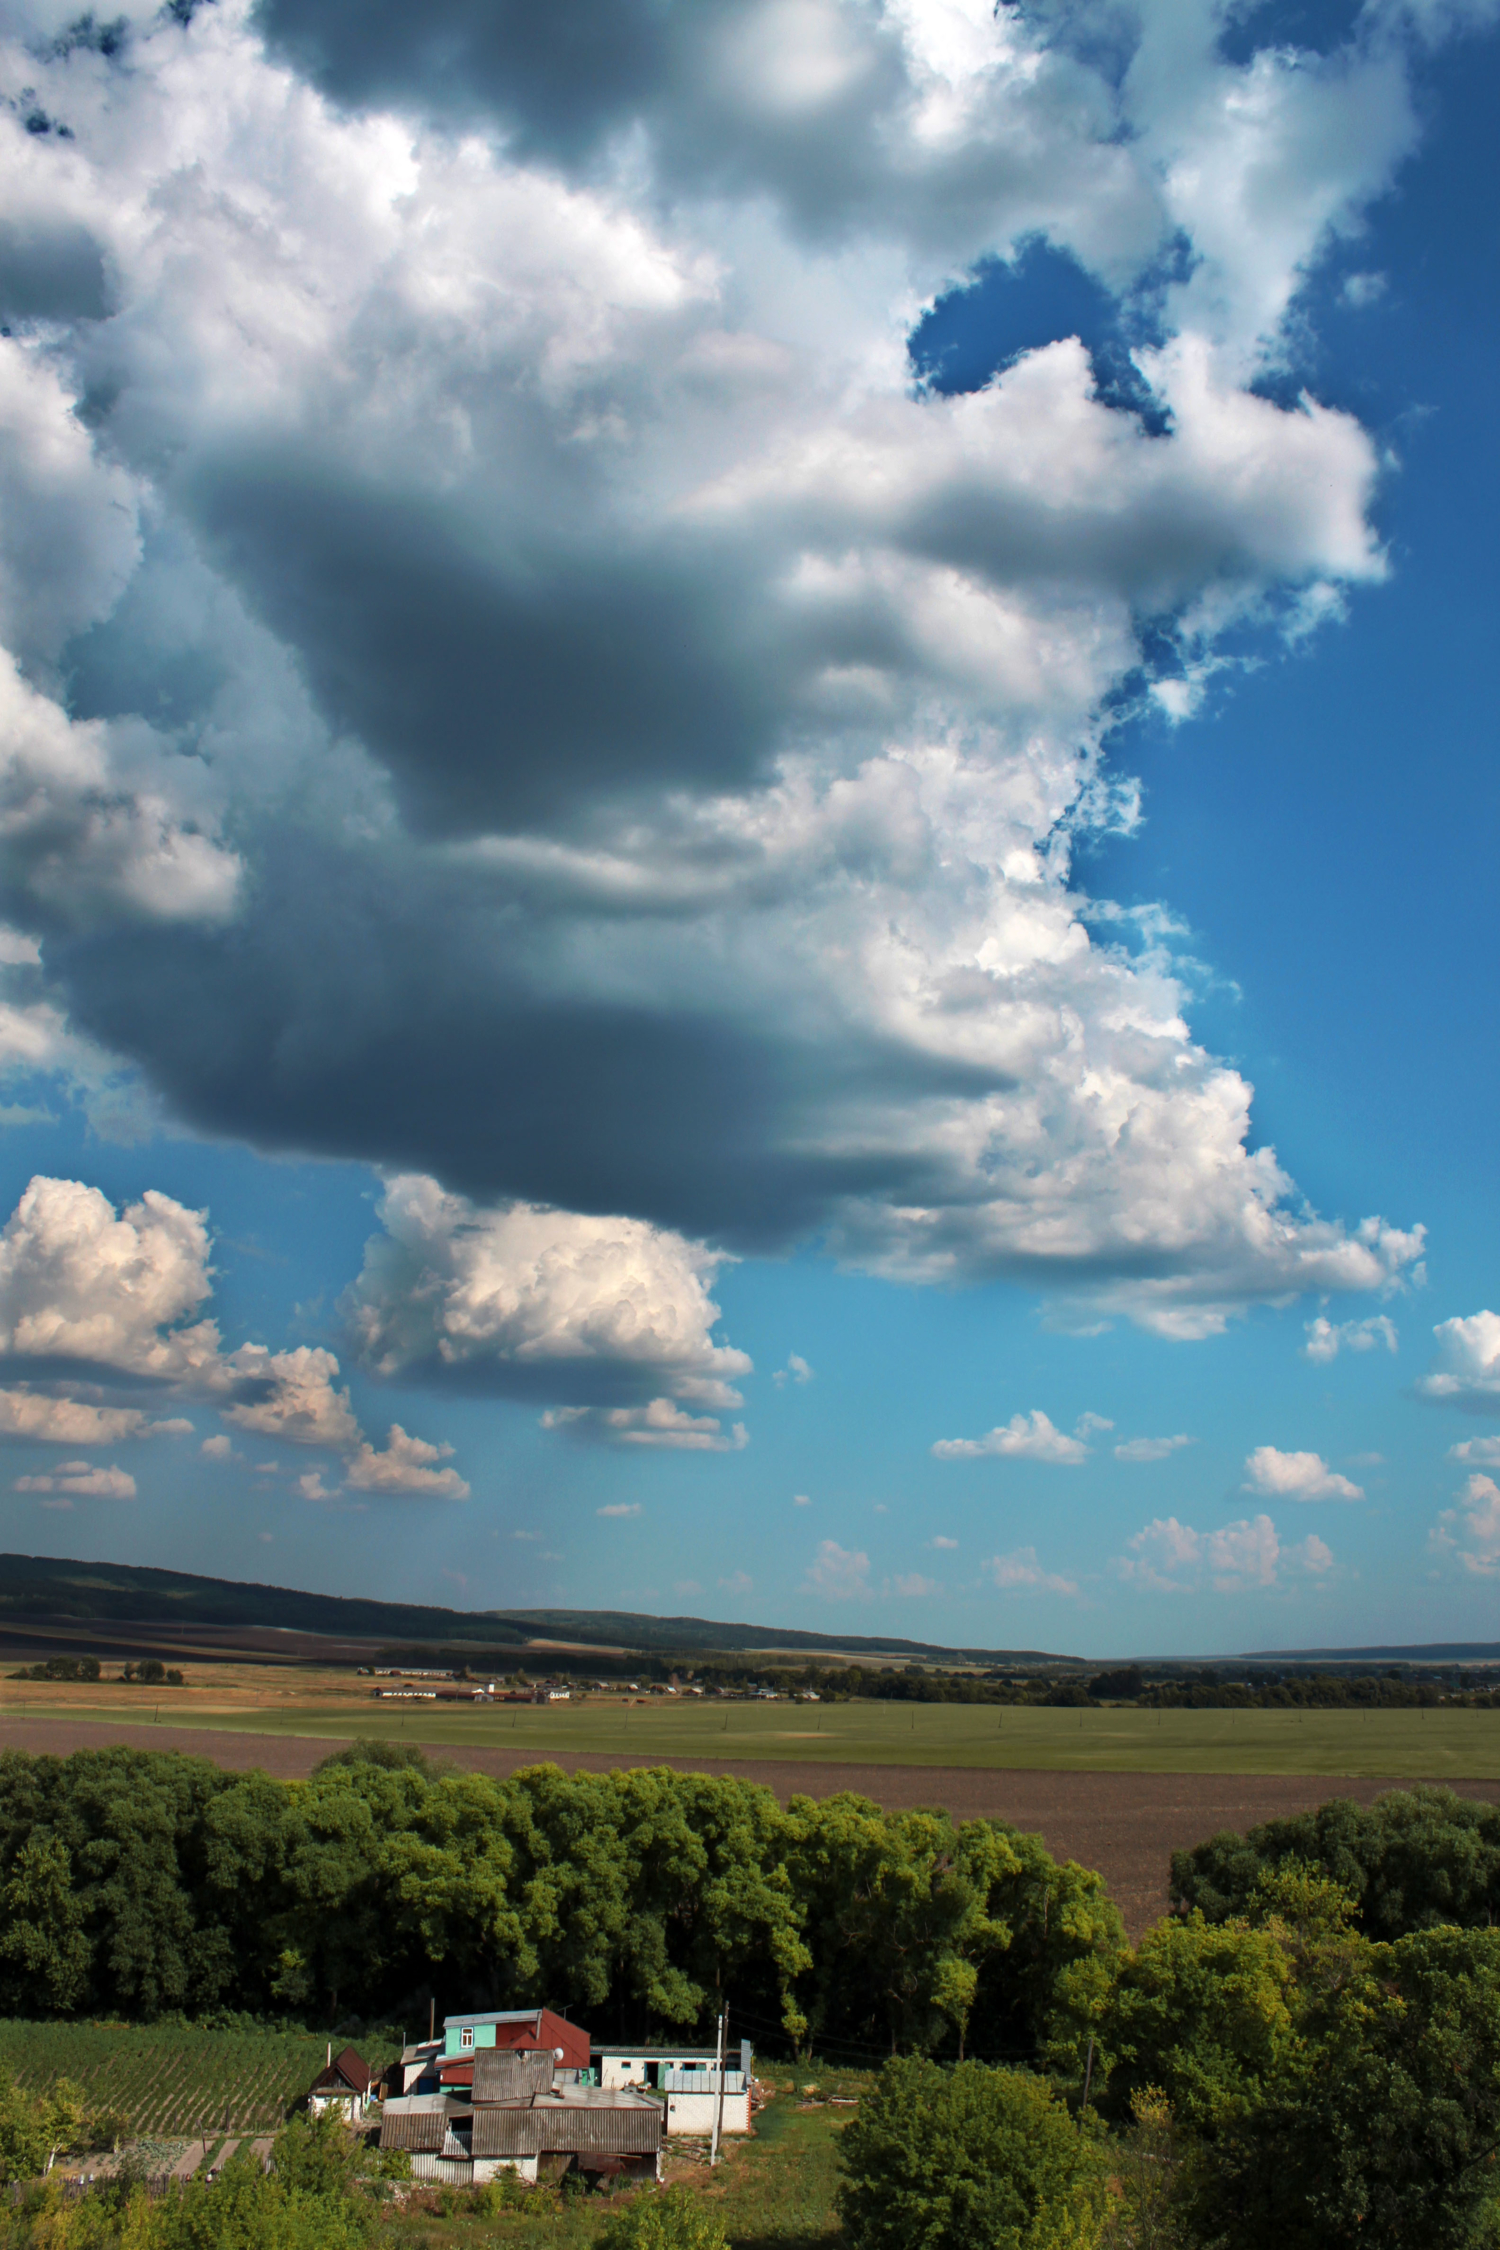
[443,2022,498,2056]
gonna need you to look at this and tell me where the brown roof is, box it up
[471,2102,661,2158]
[310,2047,376,2096]
[473,2051,555,2104]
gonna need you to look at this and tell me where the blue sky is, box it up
[0,0,1494,1657]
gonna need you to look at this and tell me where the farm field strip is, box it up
[0,2023,401,2134]
[12,1695,1500,1777]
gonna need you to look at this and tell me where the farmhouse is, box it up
[306,2045,377,2120]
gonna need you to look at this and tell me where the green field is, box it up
[21,1694,1500,1777]
[0,2020,401,2137]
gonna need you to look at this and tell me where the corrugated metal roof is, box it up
[593,2047,722,2060]
[473,2051,554,2103]
[379,2112,452,2152]
[470,2105,661,2158]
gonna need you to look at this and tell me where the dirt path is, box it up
[4,1713,1497,1937]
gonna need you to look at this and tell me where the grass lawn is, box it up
[17,1692,1500,1777]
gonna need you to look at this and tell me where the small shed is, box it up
[308,2047,378,2121]
[593,2042,753,2133]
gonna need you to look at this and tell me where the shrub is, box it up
[837,2059,1100,2250]
[597,2183,729,2250]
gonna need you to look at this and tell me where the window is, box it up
[460,2027,474,2051]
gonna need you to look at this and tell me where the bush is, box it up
[598,2187,728,2241]
[837,2059,1100,2250]
[597,2184,729,2250]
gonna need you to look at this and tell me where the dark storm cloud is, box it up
[253,0,915,229]
[45,833,1010,1250]
[0,219,109,323]
[178,457,802,832]
[249,0,1140,260]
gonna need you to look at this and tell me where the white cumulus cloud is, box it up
[0,1174,468,1497]
[543,1399,748,1449]
[1417,1312,1500,1412]
[346,1175,751,1412]
[804,1539,871,1599]
[15,1459,135,1500]
[1114,1433,1195,1462]
[986,1547,1079,1596]
[1303,1313,1398,1362]
[1243,1446,1364,1501]
[1431,1473,1500,1576]
[1116,1512,1333,1591]
[932,1409,1096,1463]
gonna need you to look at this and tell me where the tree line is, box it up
[0,1742,1121,2060]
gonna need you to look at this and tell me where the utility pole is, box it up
[710,2009,727,2168]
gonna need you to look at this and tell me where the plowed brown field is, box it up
[6,1712,1498,1935]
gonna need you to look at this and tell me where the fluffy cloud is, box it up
[221,1346,361,1450]
[1114,1434,1194,1463]
[1430,1474,1500,1576]
[0,1173,221,1383]
[0,1386,188,1444]
[15,1459,135,1499]
[543,1399,748,1449]
[0,1173,467,1495]
[1243,1447,1364,1501]
[344,1426,469,1497]
[1417,1313,1500,1412]
[0,0,1432,1339]
[1303,1314,1398,1362]
[804,1539,871,1599]
[773,1355,814,1388]
[346,1174,750,1409]
[932,1409,1096,1463]
[1451,1438,1500,1468]
[986,1547,1078,1596]
[1117,1513,1333,1591]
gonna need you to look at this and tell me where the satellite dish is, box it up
[554,2047,565,2061]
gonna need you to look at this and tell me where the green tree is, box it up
[0,1834,91,2012]
[0,2073,86,2185]
[1171,1785,1500,1938]
[837,2059,1101,2250]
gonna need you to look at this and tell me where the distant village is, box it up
[361,1665,821,1704]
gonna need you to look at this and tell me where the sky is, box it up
[0,0,1493,1659]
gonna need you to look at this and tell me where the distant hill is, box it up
[0,1554,1074,1666]
[1242,1642,1500,1663]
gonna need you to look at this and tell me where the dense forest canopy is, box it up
[0,1744,1120,2061]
